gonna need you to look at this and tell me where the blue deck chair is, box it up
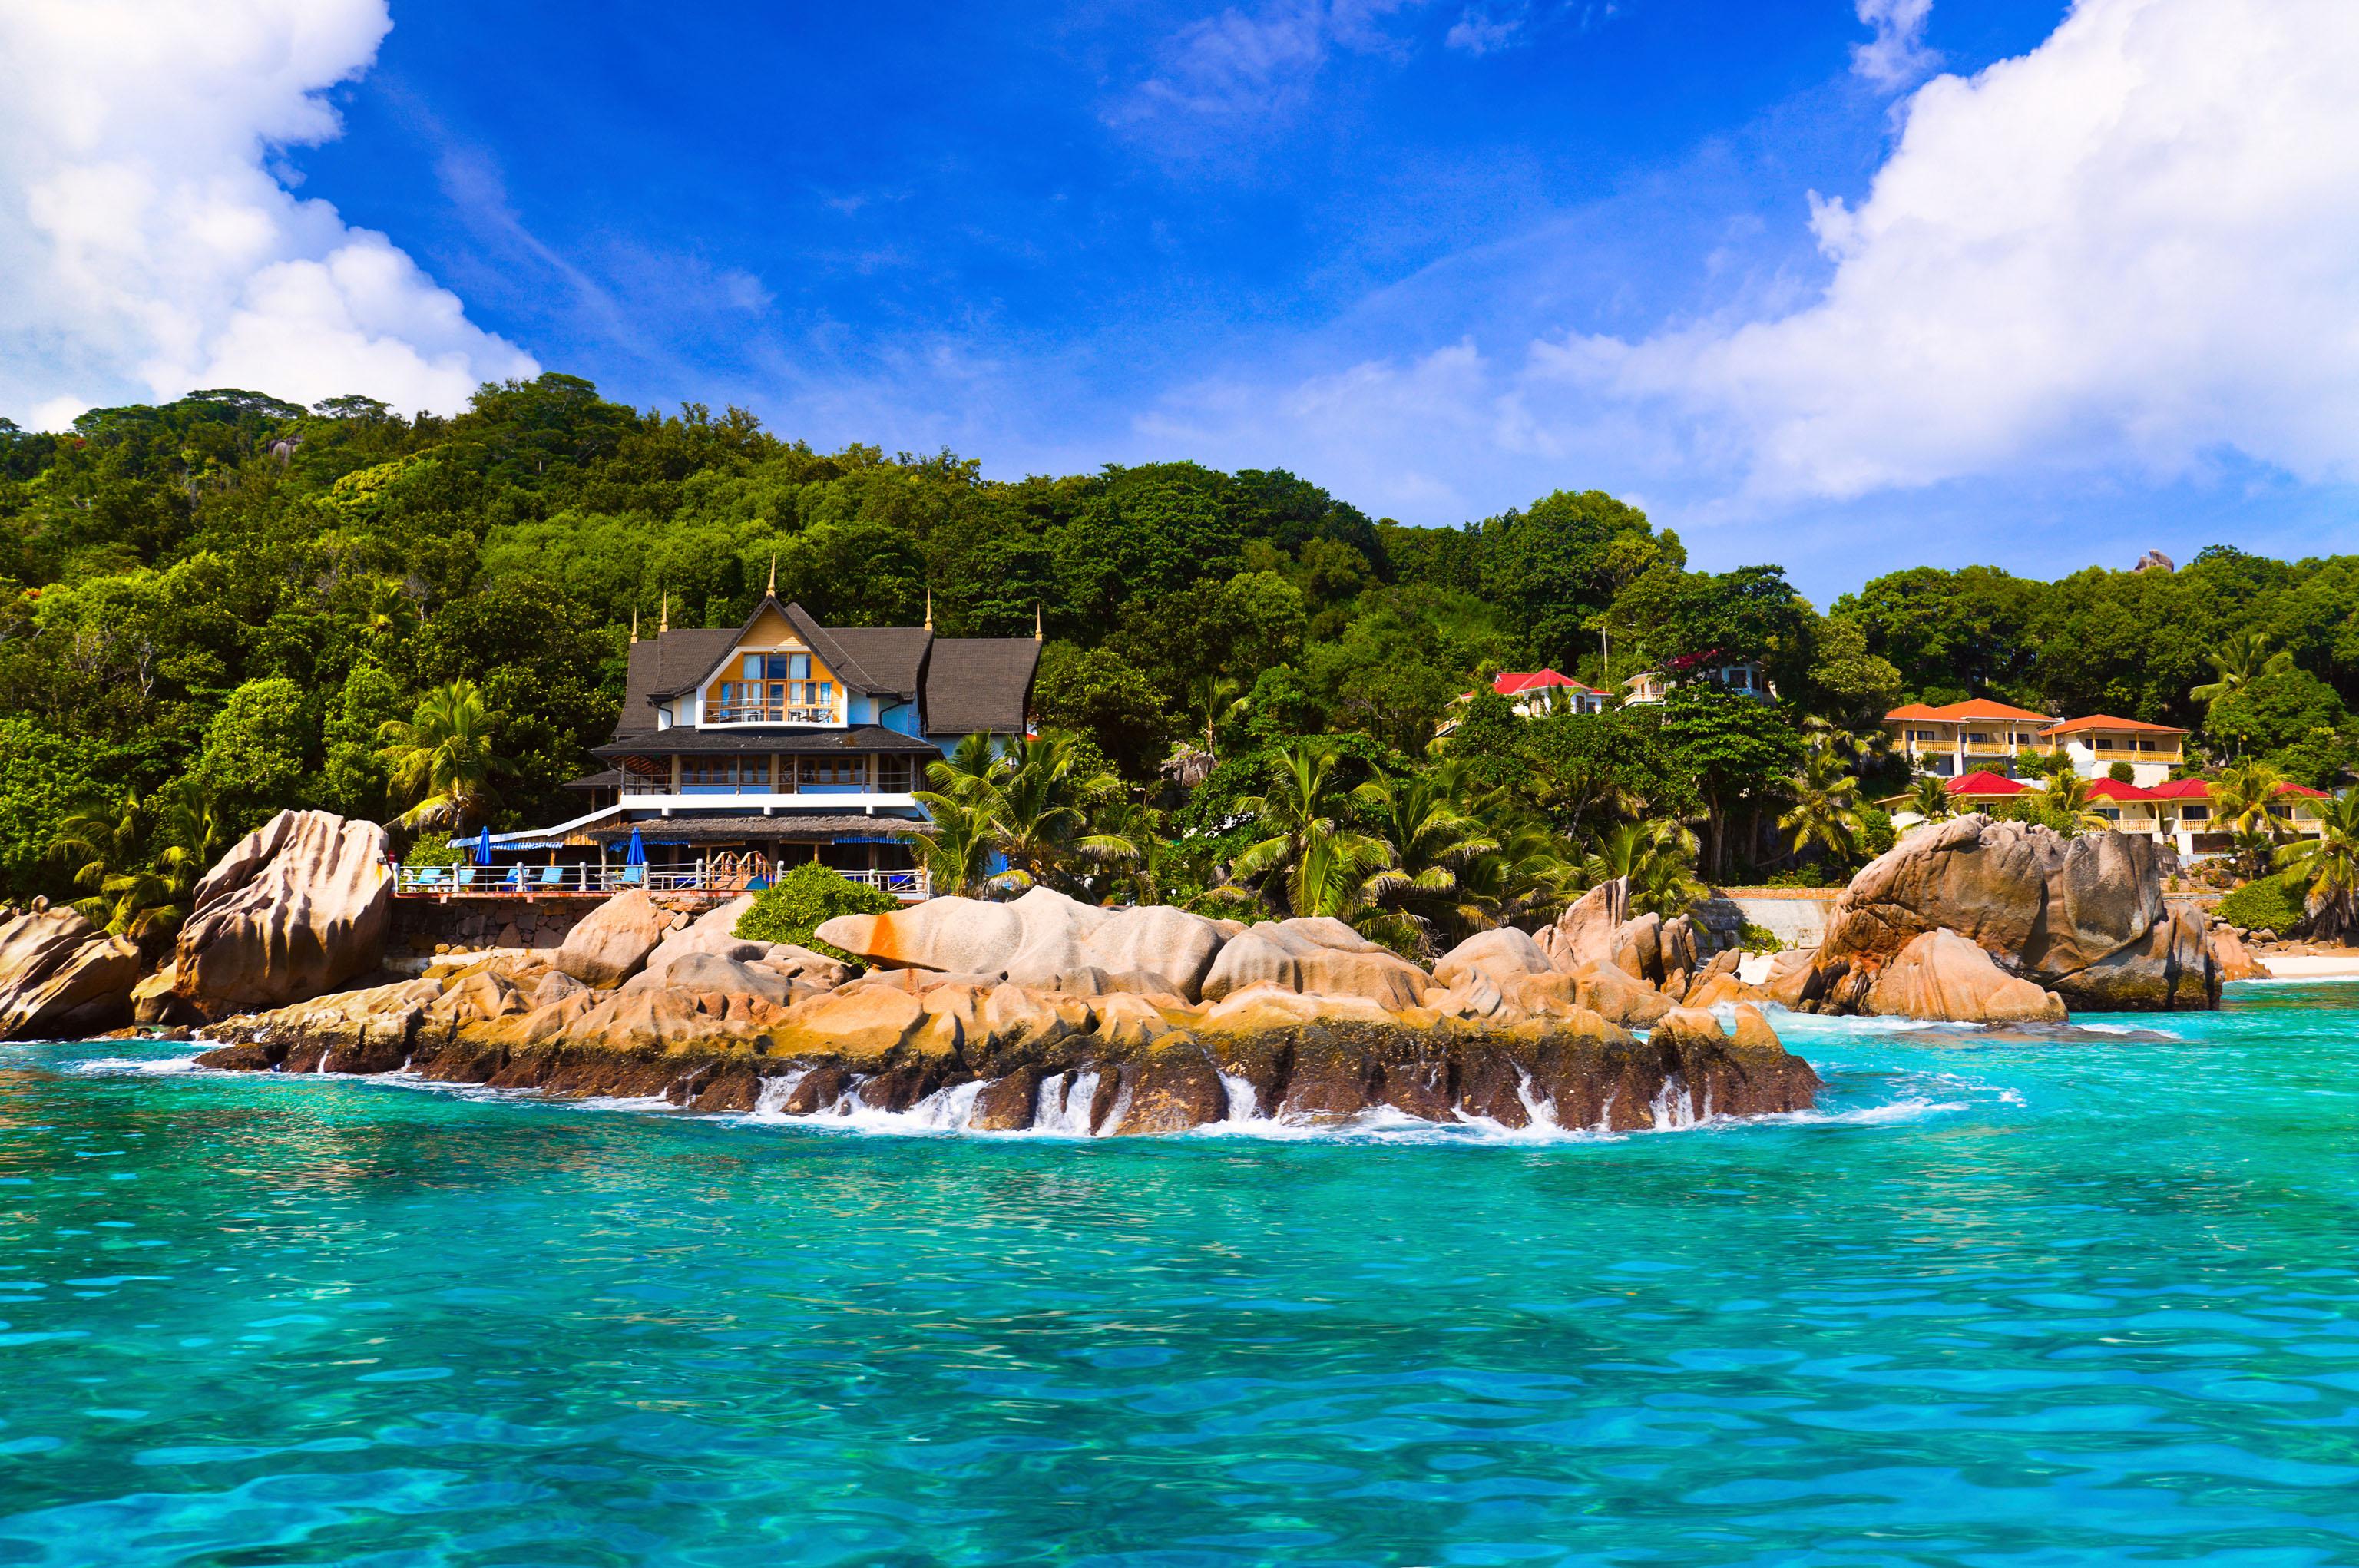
[538,865,565,889]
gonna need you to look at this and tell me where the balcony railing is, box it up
[617,777,917,796]
[706,703,840,725]
[392,864,930,900]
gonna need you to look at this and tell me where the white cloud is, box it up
[1446,6,1527,56]
[1126,0,2359,547]
[1550,0,2359,500]
[0,0,535,428]
[1121,0,1421,124]
[1851,0,1938,89]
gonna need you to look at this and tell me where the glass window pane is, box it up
[744,655,761,680]
[792,653,812,680]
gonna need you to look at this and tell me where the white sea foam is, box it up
[65,1053,206,1076]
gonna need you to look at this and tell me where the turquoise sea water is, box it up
[4,987,2359,1566]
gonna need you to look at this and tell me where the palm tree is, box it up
[1230,739,1389,919]
[900,791,1001,899]
[52,780,233,947]
[1580,818,1707,919]
[376,679,506,832]
[361,577,419,640]
[990,733,1140,892]
[2275,791,2359,942]
[52,790,154,931]
[1474,820,1584,929]
[1349,764,1500,956]
[1904,774,1953,824]
[1778,743,1866,864]
[2040,772,2117,836]
[2210,760,2286,874]
[2191,630,2294,710]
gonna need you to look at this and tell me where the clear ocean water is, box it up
[5,984,2358,1566]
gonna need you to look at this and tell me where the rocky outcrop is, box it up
[192,941,1821,1133]
[555,889,677,988]
[170,812,391,1021]
[1534,878,1626,971]
[1864,929,2069,1024]
[819,887,1223,1001]
[0,905,140,1040]
[1199,918,1430,1008]
[2207,923,2270,983]
[1811,815,2217,1014]
[1431,927,1555,991]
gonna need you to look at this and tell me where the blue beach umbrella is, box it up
[473,825,493,865]
[624,828,647,867]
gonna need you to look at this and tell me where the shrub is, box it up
[1738,920,1783,954]
[1765,864,1831,888]
[733,861,899,962]
[2217,873,2305,938]
[2108,760,2136,782]
[406,832,465,868]
[1857,805,1896,858]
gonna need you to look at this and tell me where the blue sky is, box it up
[5,0,2357,602]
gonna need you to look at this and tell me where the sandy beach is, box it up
[2258,953,2359,979]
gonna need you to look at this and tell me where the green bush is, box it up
[1738,921,1783,954]
[405,831,465,868]
[2217,873,2305,937]
[1857,805,1896,858]
[733,861,901,962]
[2108,760,2136,782]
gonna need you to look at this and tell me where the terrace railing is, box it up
[392,863,930,900]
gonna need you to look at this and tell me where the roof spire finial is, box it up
[766,553,777,597]
[630,607,639,644]
[659,593,669,635]
[924,587,933,630]
[1034,600,1043,643]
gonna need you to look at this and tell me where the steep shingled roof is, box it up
[924,637,1040,737]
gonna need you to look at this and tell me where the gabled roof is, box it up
[615,630,739,738]
[2085,777,2157,802]
[2143,779,2212,799]
[2276,782,2331,799]
[1494,669,1603,696]
[1886,699,2053,723]
[1945,770,2028,796]
[650,597,893,702]
[923,637,1040,736]
[2043,713,2189,736]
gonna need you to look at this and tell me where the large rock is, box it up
[1432,927,1554,991]
[1608,914,1664,987]
[1199,918,1430,1008]
[170,811,391,1021]
[555,888,676,988]
[1864,929,2068,1024]
[0,906,140,1039]
[643,895,761,974]
[1536,877,1626,971]
[818,887,1225,1001]
[817,894,1024,974]
[2208,923,2269,982]
[1815,815,2219,1013]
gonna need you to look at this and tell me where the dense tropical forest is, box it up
[5,374,2357,951]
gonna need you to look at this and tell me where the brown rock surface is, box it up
[2208,923,2269,982]
[170,811,391,1021]
[0,907,140,1040]
[1569,962,1675,1027]
[1816,815,2218,1012]
[1431,927,1555,991]
[1608,913,1663,986]
[1199,918,1429,1008]
[554,889,674,988]
[1864,929,2068,1024]
[1536,877,1626,971]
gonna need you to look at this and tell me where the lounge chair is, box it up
[538,865,565,889]
[456,866,478,888]
[616,865,645,887]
